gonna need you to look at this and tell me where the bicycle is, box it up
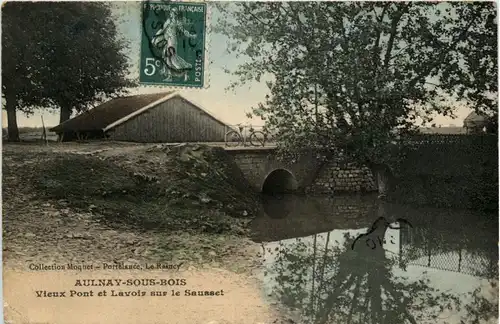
[225,124,267,147]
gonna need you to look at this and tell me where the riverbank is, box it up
[2,141,297,323]
[2,141,268,269]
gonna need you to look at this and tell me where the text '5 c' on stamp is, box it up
[140,1,207,88]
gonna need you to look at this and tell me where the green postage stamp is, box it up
[140,1,207,88]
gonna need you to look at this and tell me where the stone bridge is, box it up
[223,134,497,211]
[225,146,376,194]
[225,147,319,193]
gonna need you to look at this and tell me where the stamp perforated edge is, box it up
[137,0,211,90]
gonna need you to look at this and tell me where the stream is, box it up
[252,194,498,324]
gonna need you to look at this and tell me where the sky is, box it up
[1,1,473,129]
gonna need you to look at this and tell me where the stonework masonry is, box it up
[228,148,376,194]
[228,149,322,192]
[307,159,377,193]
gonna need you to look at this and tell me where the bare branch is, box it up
[374,3,389,50]
[383,3,411,67]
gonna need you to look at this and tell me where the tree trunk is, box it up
[59,106,72,124]
[5,98,19,142]
[376,168,389,198]
[372,163,392,199]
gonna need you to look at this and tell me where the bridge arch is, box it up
[261,168,298,194]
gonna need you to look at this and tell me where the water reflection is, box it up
[401,226,498,279]
[255,194,498,324]
[351,217,413,251]
[253,194,381,241]
[261,193,297,219]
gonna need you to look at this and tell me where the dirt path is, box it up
[2,142,296,324]
[3,197,291,323]
[3,142,261,270]
[3,196,295,324]
[3,192,265,271]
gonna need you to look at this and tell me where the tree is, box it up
[216,2,497,194]
[2,3,51,141]
[2,2,134,141]
[439,4,498,122]
[266,229,462,324]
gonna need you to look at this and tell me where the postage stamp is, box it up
[140,1,207,88]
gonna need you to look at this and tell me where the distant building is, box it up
[50,92,230,142]
[463,112,488,134]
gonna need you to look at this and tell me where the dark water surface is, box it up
[252,194,498,324]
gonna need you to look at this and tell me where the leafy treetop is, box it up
[216,2,497,163]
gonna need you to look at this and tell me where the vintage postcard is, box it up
[2,1,498,324]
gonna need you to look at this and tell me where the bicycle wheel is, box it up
[249,131,266,147]
[225,130,243,147]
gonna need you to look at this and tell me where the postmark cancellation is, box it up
[140,1,208,88]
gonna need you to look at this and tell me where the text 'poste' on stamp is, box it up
[140,1,207,88]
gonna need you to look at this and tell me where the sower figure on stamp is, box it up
[152,9,197,82]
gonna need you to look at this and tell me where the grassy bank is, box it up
[2,143,265,270]
[7,144,260,234]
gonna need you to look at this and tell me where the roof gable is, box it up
[50,91,230,133]
[103,93,230,132]
[464,111,487,123]
[49,92,174,133]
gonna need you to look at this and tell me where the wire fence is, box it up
[400,226,498,279]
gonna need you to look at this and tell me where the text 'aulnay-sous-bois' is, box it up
[35,278,225,298]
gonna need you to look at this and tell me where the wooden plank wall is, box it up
[108,97,227,142]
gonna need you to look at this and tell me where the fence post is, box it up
[399,225,403,268]
[489,255,495,277]
[427,239,431,267]
[41,115,48,146]
[458,249,462,273]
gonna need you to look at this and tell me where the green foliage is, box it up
[216,2,497,163]
[389,135,498,210]
[439,4,498,120]
[16,127,46,134]
[1,3,50,112]
[2,2,135,139]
